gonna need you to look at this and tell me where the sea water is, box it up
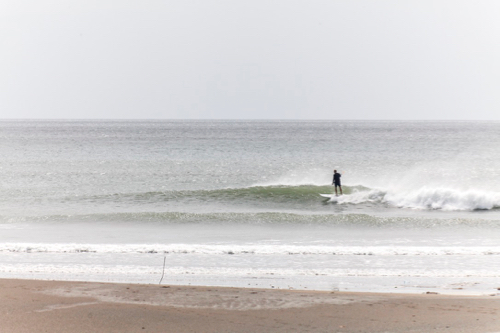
[1,120,499,295]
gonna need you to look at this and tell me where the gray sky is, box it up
[2,1,500,120]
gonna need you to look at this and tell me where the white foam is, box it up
[2,251,499,295]
[331,187,500,211]
[385,187,500,211]
[1,242,499,256]
[334,189,386,204]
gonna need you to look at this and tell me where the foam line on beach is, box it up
[2,242,500,256]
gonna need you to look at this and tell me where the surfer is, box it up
[332,170,342,196]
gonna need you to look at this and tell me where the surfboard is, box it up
[320,193,341,201]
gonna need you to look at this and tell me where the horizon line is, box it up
[0,118,499,122]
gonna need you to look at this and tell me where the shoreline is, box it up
[2,271,498,296]
[1,278,499,332]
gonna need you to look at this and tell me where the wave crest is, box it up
[386,187,500,211]
[331,187,500,211]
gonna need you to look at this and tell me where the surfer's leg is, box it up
[334,185,338,196]
[339,185,343,195]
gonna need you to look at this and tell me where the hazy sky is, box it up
[2,1,500,120]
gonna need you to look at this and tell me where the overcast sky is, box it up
[1,1,500,120]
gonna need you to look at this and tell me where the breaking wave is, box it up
[330,187,500,211]
[4,184,500,218]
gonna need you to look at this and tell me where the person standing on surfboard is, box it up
[332,170,342,196]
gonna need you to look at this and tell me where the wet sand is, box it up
[1,279,499,332]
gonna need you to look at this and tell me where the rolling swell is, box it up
[79,184,368,206]
[3,211,500,228]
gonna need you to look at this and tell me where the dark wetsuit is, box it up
[333,172,341,186]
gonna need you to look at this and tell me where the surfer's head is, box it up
[334,170,337,173]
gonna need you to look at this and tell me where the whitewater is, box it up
[0,120,499,295]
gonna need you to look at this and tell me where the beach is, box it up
[1,278,500,333]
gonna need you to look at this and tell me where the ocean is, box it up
[1,120,499,294]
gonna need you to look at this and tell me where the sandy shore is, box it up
[1,279,499,333]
